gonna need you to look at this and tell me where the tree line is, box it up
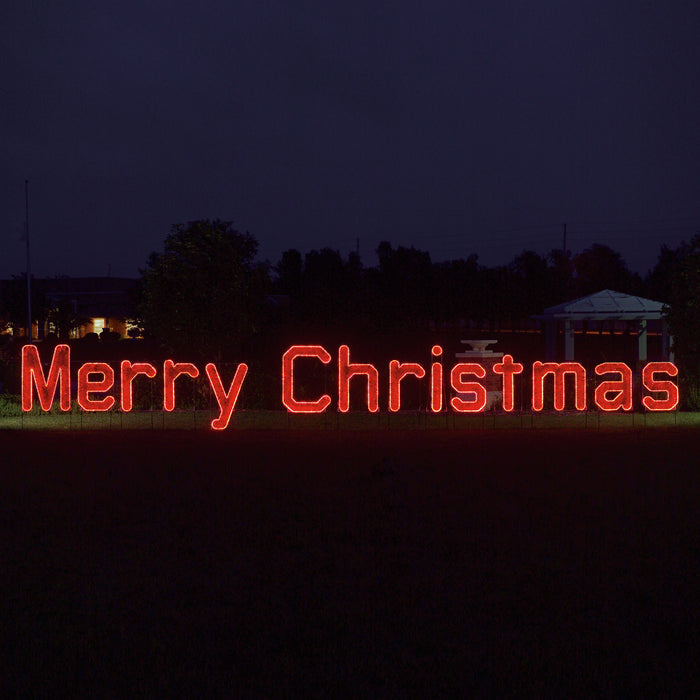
[2,218,700,404]
[133,220,700,400]
[138,220,677,351]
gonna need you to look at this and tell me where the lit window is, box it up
[93,318,105,335]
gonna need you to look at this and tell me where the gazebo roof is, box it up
[534,289,666,321]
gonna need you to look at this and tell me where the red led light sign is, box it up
[532,361,587,412]
[493,354,524,412]
[282,345,332,413]
[21,344,680,429]
[594,362,633,412]
[21,344,247,430]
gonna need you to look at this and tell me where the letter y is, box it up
[205,363,248,430]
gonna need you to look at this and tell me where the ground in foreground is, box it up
[2,428,698,696]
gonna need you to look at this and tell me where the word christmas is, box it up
[22,344,678,430]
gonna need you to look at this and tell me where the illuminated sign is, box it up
[21,344,679,430]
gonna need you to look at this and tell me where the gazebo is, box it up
[533,289,672,362]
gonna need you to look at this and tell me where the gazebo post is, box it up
[637,319,647,362]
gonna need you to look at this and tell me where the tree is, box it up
[374,242,433,328]
[301,248,350,323]
[431,255,479,327]
[662,234,700,406]
[138,219,269,359]
[507,250,551,318]
[275,249,303,300]
[645,243,681,303]
[0,275,47,337]
[572,243,641,297]
[547,248,575,302]
[45,297,88,340]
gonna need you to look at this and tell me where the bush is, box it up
[679,373,700,411]
[0,393,82,416]
[0,394,22,417]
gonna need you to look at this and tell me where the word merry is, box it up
[21,345,247,430]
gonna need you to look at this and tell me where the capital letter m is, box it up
[22,344,71,412]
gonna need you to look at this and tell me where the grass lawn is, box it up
[2,427,699,695]
[2,408,700,431]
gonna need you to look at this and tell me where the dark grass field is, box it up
[2,427,699,696]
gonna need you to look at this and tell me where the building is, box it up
[0,277,140,340]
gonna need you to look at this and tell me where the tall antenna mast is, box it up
[25,179,32,341]
[562,221,567,256]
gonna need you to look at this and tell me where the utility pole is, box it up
[562,222,567,256]
[25,179,31,342]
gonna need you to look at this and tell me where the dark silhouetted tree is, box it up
[274,249,304,321]
[546,248,575,303]
[275,249,303,299]
[373,242,433,328]
[139,219,269,359]
[507,250,552,319]
[645,244,681,303]
[301,248,349,323]
[0,275,47,337]
[45,297,88,340]
[662,234,700,406]
[274,247,365,329]
[432,254,480,327]
[573,243,641,297]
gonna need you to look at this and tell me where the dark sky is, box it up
[2,0,699,279]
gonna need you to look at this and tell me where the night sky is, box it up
[2,0,699,279]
